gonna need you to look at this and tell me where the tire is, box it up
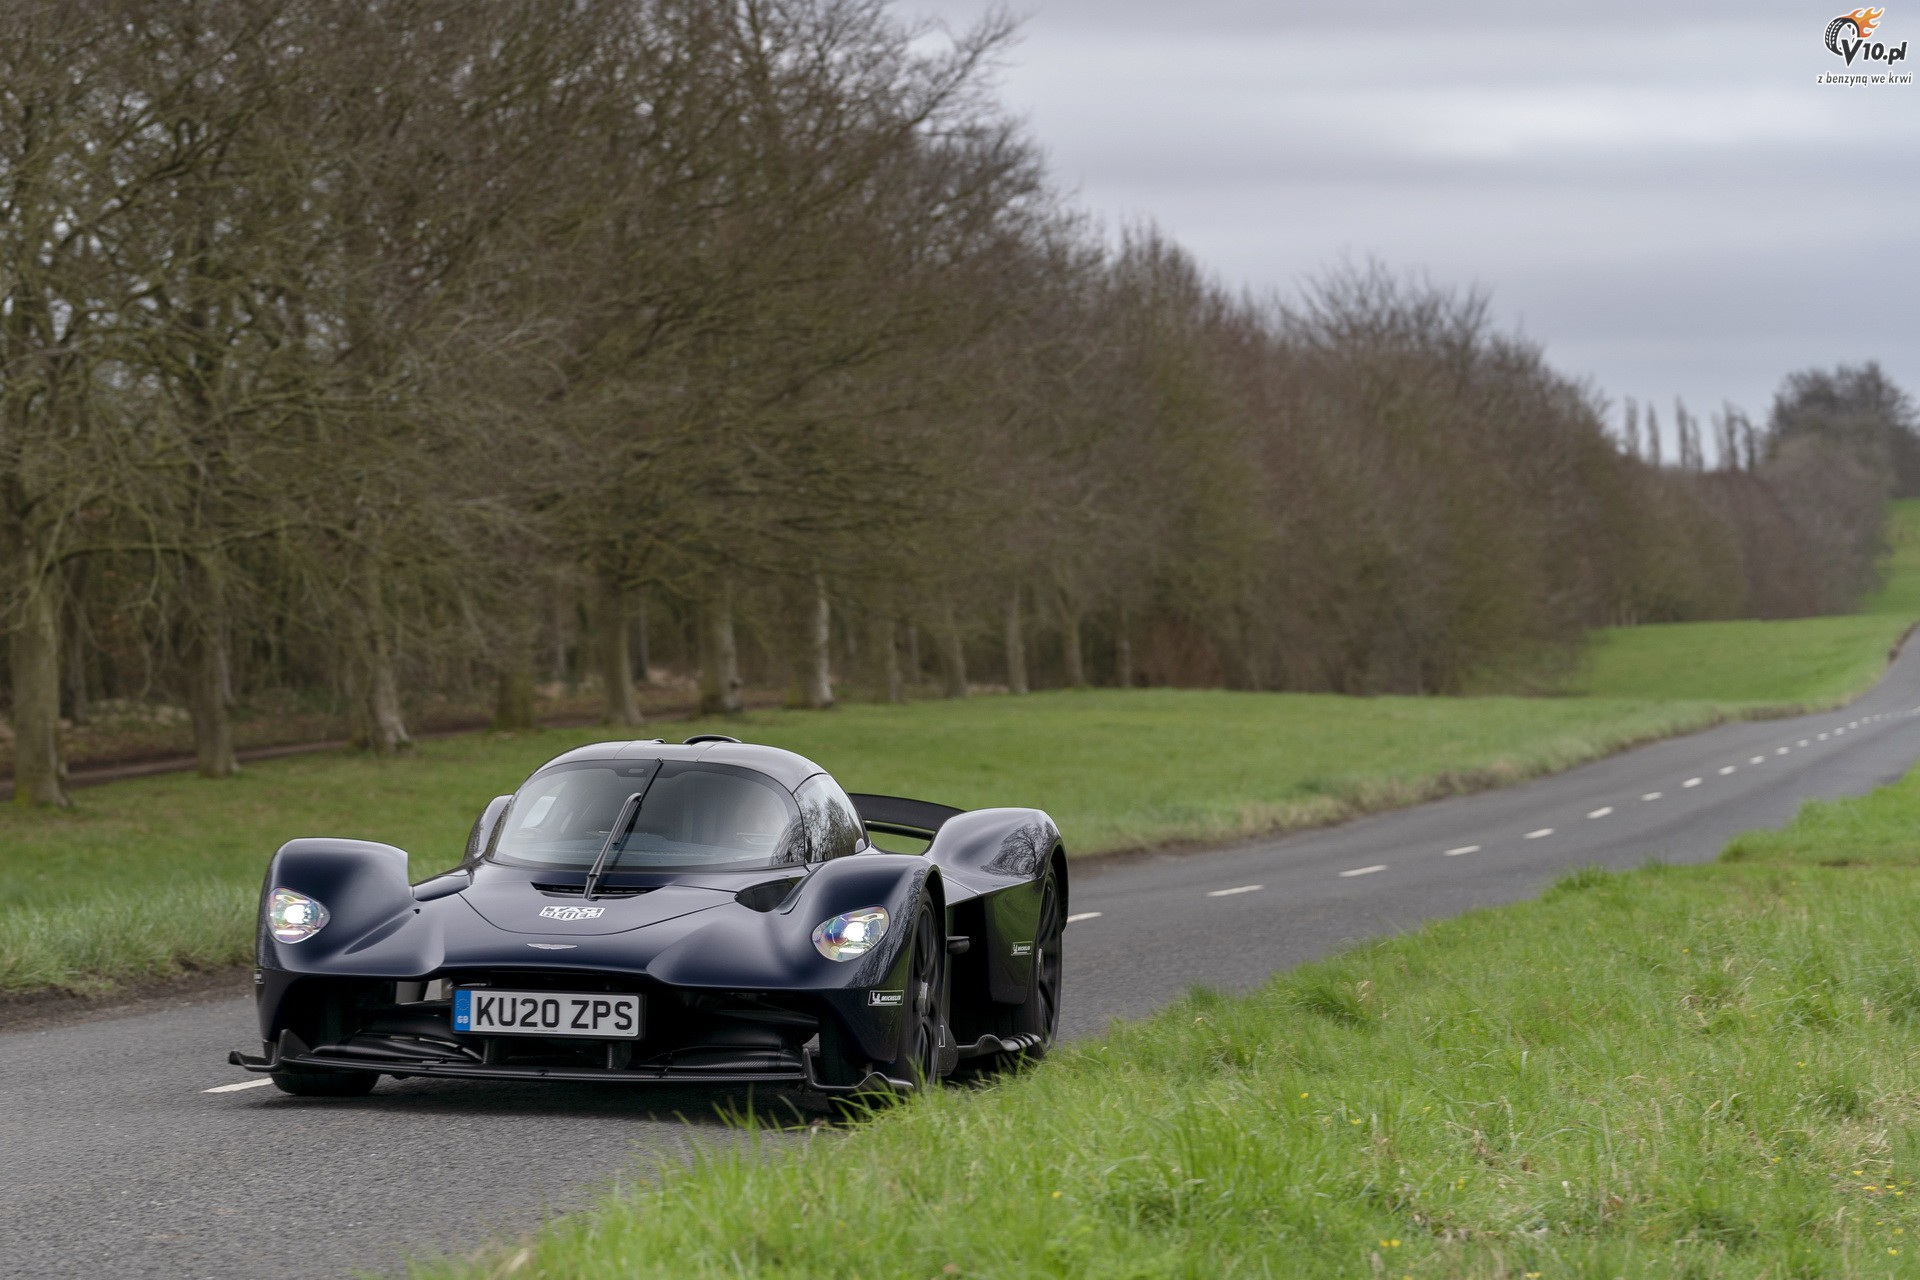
[811,900,949,1107]
[881,901,948,1088]
[959,866,1062,1078]
[269,1066,379,1097]
[1826,16,1856,54]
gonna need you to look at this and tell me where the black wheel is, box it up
[269,1066,378,1097]
[881,901,948,1088]
[1826,15,1857,53]
[959,865,1063,1078]
[1023,868,1065,1055]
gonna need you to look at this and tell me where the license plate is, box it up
[453,989,642,1039]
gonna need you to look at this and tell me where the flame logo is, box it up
[1827,7,1886,52]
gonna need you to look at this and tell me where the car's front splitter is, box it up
[229,1029,916,1095]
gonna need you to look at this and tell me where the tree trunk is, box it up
[185,559,238,778]
[353,559,412,755]
[491,608,539,731]
[1057,589,1086,688]
[870,614,903,704]
[631,594,651,686]
[937,603,968,699]
[1004,588,1029,695]
[904,624,920,686]
[61,561,89,726]
[361,645,411,754]
[697,585,743,716]
[9,574,69,808]
[1113,604,1134,690]
[187,622,238,778]
[492,667,536,731]
[796,574,833,709]
[549,584,570,684]
[596,570,641,726]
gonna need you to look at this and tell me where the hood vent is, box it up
[533,882,654,900]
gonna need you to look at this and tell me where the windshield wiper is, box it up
[584,765,660,902]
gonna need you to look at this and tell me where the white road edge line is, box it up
[1525,828,1554,840]
[1587,807,1613,819]
[1206,885,1264,897]
[1444,845,1480,856]
[203,1079,274,1094]
[1642,792,1663,801]
[1339,865,1387,878]
[1065,911,1102,924]
[1683,778,1703,788]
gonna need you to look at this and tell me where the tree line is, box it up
[2,0,1910,806]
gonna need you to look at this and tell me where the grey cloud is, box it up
[899,0,1920,435]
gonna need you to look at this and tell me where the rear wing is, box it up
[848,793,966,841]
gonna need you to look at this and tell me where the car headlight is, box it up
[268,888,330,943]
[812,907,889,961]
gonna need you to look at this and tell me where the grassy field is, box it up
[0,694,1730,993]
[3,501,1917,996]
[418,768,1920,1280]
[1565,500,1920,706]
[1570,613,1912,705]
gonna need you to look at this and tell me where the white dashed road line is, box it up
[1206,885,1263,898]
[1749,756,1765,765]
[1065,911,1102,924]
[1684,778,1703,788]
[204,1079,274,1095]
[1718,766,1737,775]
[1642,792,1663,801]
[1339,865,1387,878]
[1587,806,1613,819]
[1776,747,1789,755]
[1444,845,1480,856]
[1799,739,1810,747]
[1525,828,1554,840]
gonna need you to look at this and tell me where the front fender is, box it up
[258,838,424,972]
[648,854,939,1063]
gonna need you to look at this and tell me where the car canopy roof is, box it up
[533,739,825,791]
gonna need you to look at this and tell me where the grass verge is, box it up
[0,695,1726,994]
[416,766,1920,1279]
[3,501,1917,996]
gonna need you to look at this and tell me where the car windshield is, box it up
[489,760,807,872]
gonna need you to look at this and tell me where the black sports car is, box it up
[229,736,1066,1098]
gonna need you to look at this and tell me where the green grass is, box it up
[1570,613,1912,705]
[4,501,1918,996]
[0,694,1727,993]
[414,761,1920,1279]
[1564,499,1920,706]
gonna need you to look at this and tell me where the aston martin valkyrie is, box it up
[229,736,1066,1098]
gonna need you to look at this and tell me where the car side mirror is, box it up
[463,794,513,865]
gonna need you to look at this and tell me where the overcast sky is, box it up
[896,0,1920,453]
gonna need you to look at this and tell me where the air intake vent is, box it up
[533,883,653,899]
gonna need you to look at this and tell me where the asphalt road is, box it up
[7,643,1920,1279]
